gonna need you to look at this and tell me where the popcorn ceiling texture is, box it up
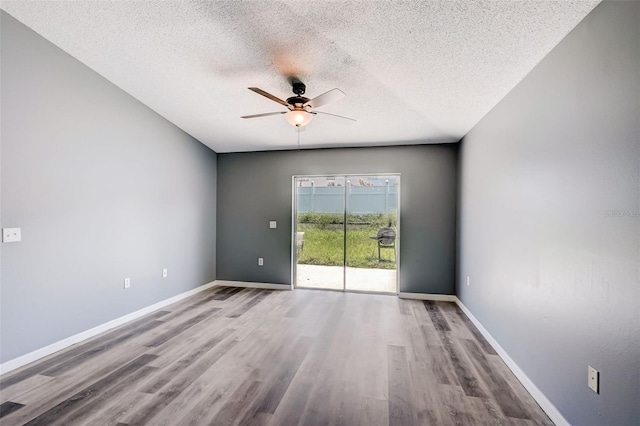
[0,1,600,153]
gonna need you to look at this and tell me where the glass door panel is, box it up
[294,176,345,290]
[345,175,398,293]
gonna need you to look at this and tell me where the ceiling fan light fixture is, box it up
[285,110,313,127]
[243,83,353,128]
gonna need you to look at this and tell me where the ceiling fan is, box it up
[241,80,356,128]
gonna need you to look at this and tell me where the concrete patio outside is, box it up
[296,264,397,293]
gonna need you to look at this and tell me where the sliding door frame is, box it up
[291,173,401,295]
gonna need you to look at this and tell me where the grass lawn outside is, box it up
[297,224,396,269]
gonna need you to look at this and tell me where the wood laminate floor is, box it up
[0,287,553,426]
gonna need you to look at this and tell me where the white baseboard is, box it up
[398,292,457,302]
[215,280,292,291]
[0,281,217,376]
[455,297,569,426]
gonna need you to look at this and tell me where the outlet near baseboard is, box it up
[588,365,599,393]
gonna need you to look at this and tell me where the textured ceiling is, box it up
[1,1,600,153]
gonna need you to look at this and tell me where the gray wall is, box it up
[457,2,639,425]
[216,145,457,294]
[0,12,217,363]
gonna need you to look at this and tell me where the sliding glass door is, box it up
[294,176,345,290]
[293,174,399,293]
[345,176,398,292]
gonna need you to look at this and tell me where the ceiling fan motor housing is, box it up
[286,96,310,108]
[287,81,309,108]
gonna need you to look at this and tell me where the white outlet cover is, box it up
[258,257,264,266]
[162,268,168,278]
[588,365,599,393]
[466,276,470,286]
[269,221,277,229]
[2,228,21,243]
[124,278,131,289]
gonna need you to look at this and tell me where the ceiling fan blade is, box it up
[304,88,345,109]
[313,111,356,122]
[241,112,286,119]
[248,87,289,107]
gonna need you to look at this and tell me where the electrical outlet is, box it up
[162,268,168,278]
[269,221,277,229]
[258,257,264,266]
[466,276,470,286]
[2,228,21,243]
[124,277,131,289]
[588,366,599,393]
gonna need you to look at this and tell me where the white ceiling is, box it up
[1,1,600,153]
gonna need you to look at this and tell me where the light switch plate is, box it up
[588,365,599,393]
[162,268,168,278]
[269,221,277,229]
[2,228,21,243]
[124,278,131,289]
[258,257,264,266]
